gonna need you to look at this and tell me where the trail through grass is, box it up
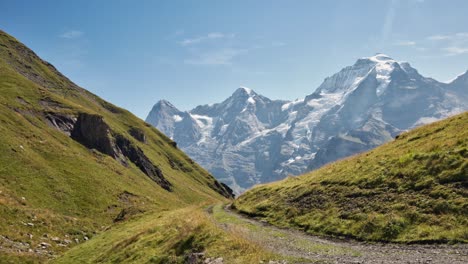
[210,204,468,264]
[235,113,468,243]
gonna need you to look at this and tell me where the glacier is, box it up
[146,54,468,194]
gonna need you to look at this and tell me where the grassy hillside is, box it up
[0,30,234,262]
[53,206,274,264]
[235,112,468,243]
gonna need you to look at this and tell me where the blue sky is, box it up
[1,0,468,119]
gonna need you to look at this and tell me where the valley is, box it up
[0,17,467,263]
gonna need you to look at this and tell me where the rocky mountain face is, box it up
[146,54,468,193]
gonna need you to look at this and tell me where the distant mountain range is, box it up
[146,54,468,193]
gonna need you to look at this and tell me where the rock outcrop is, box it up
[115,134,172,191]
[45,113,76,136]
[128,127,147,143]
[71,113,126,163]
[47,112,172,191]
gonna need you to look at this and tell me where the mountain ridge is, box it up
[147,54,468,193]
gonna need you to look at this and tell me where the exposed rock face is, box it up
[209,180,235,199]
[113,207,143,223]
[219,182,235,199]
[47,112,172,191]
[115,135,172,191]
[128,127,147,143]
[45,113,76,136]
[71,113,124,160]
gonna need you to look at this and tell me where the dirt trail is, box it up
[209,204,468,264]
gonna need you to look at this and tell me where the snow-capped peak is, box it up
[229,87,260,108]
[233,87,256,97]
[316,54,398,94]
[155,99,178,110]
[239,86,253,95]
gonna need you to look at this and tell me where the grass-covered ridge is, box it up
[234,112,468,243]
[0,29,232,262]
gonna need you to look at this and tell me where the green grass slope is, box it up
[54,205,274,264]
[235,112,468,243]
[0,30,232,262]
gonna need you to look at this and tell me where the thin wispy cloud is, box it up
[56,30,88,69]
[178,31,248,66]
[173,30,185,36]
[184,48,247,65]
[457,32,468,38]
[427,32,468,41]
[178,32,284,66]
[394,40,416,46]
[179,32,235,46]
[427,35,451,41]
[415,47,428,52]
[60,30,84,39]
[443,46,468,56]
[426,32,468,56]
[271,41,286,47]
[165,30,185,40]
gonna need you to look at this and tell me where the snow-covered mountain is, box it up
[146,54,468,193]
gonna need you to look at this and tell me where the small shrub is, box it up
[382,217,406,240]
[432,200,452,214]
[413,178,434,191]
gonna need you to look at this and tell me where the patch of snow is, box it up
[219,124,229,135]
[288,111,298,120]
[237,122,291,147]
[247,97,256,104]
[173,115,183,122]
[281,98,304,111]
[444,70,468,84]
[190,114,214,144]
[239,86,253,95]
[402,86,417,90]
[190,114,212,127]
[307,92,344,108]
[375,59,395,96]
[414,116,439,126]
[352,76,364,87]
[274,169,284,174]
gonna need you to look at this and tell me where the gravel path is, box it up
[211,205,468,264]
